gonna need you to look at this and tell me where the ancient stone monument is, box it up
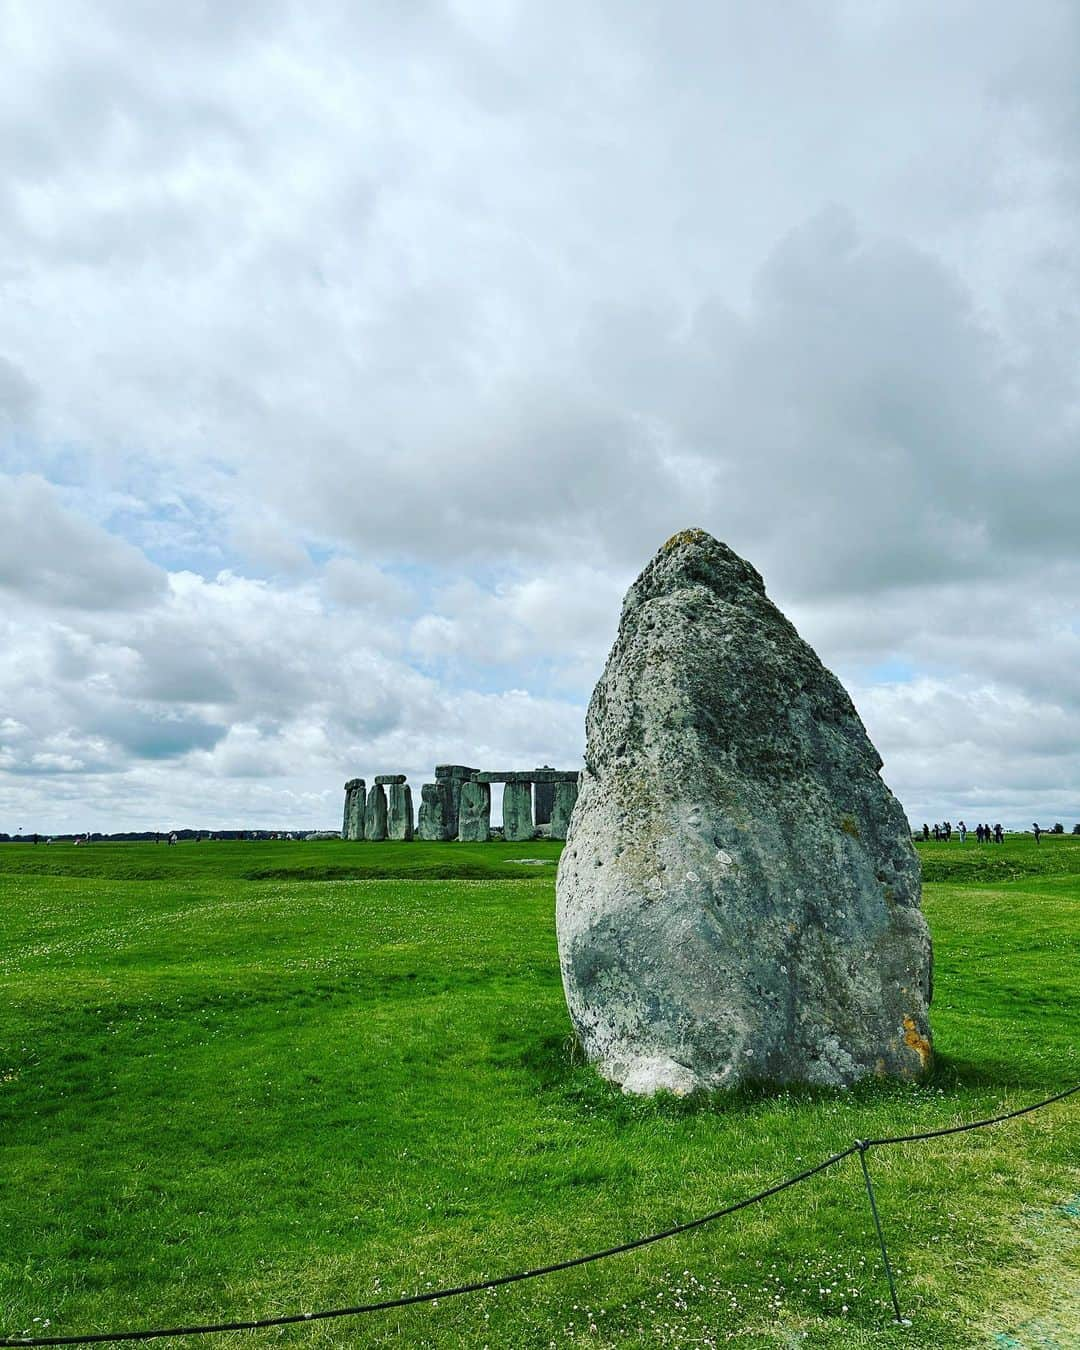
[341,765,579,842]
[342,779,366,841]
[556,528,933,1096]
[533,768,556,825]
[458,780,492,842]
[365,782,388,841]
[417,782,453,840]
[382,776,414,841]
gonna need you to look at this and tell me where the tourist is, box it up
[1033,822,1042,844]
[976,824,985,844]
[994,823,1003,844]
[922,823,930,840]
[958,821,967,843]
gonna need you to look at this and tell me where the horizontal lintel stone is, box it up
[374,774,407,785]
[434,764,479,780]
[474,769,579,784]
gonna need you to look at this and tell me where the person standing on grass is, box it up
[923,823,930,840]
[976,823,984,843]
[994,823,1003,844]
[1033,822,1042,844]
[959,820,967,842]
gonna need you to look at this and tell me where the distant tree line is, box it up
[0,829,321,843]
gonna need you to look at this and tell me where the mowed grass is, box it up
[0,837,1077,1349]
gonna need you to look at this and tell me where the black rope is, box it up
[856,1144,903,1323]
[1,1082,1075,1347]
[861,1079,1080,1147]
[0,1148,860,1347]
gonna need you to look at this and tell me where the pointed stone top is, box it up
[626,528,766,613]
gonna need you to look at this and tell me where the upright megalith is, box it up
[387,782,414,841]
[365,783,388,841]
[502,780,534,841]
[549,779,579,841]
[417,782,453,840]
[458,780,491,842]
[342,779,366,841]
[556,528,933,1097]
[435,765,478,838]
[533,768,556,825]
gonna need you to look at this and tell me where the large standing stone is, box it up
[549,779,578,841]
[365,783,388,841]
[342,779,366,841]
[387,782,414,841]
[458,780,491,842]
[435,765,478,838]
[502,780,534,841]
[533,767,556,825]
[556,528,933,1097]
[417,782,453,840]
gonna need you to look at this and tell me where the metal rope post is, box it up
[855,1141,905,1325]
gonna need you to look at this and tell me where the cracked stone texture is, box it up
[556,528,933,1097]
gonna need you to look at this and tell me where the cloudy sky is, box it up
[3,1,1079,833]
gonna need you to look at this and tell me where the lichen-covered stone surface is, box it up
[387,783,414,841]
[556,528,932,1097]
[458,780,491,842]
[417,782,452,840]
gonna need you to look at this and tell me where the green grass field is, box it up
[1,835,1077,1348]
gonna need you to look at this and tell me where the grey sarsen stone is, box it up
[417,782,452,840]
[555,529,933,1097]
[502,780,534,841]
[458,780,491,842]
[387,782,414,840]
[365,783,388,841]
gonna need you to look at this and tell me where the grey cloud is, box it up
[87,705,227,759]
[0,475,167,609]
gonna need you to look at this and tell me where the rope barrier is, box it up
[2,1082,1075,1346]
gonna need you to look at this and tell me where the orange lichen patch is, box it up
[839,813,861,839]
[662,528,709,552]
[902,1016,931,1068]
